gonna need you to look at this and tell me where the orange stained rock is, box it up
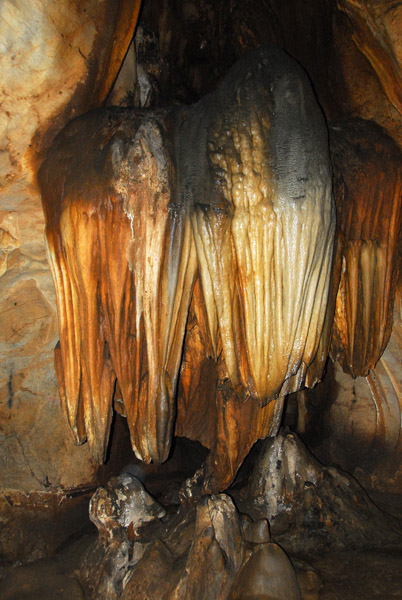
[40,109,197,464]
[338,0,402,116]
[330,119,402,377]
[0,0,142,491]
[40,49,335,491]
[176,277,286,492]
[0,0,141,185]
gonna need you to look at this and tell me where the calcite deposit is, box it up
[329,119,402,376]
[39,47,335,492]
[83,482,303,600]
[2,0,402,579]
[0,0,140,562]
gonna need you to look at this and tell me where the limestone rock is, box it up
[338,0,402,117]
[81,473,165,599]
[0,0,140,495]
[91,489,301,600]
[89,473,166,542]
[40,47,335,495]
[300,283,402,495]
[329,119,402,376]
[333,1,402,148]
[0,0,140,563]
[228,542,301,600]
[246,429,402,553]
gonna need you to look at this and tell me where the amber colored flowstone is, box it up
[39,48,335,492]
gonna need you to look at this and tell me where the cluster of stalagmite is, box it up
[82,478,302,600]
[39,47,335,490]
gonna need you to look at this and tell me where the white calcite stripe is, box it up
[183,47,335,403]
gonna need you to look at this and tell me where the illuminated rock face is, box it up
[176,48,334,401]
[0,0,140,497]
[329,119,402,377]
[175,48,335,490]
[39,47,335,491]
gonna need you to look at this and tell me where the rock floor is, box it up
[1,473,401,600]
[1,515,402,599]
[303,549,402,599]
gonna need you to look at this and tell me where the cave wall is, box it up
[0,0,401,537]
[0,0,141,560]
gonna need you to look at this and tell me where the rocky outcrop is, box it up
[80,430,402,598]
[82,483,302,600]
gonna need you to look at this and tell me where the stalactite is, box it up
[175,48,334,405]
[173,49,334,491]
[40,48,335,490]
[40,109,197,463]
[329,119,402,377]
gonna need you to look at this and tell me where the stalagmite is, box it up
[246,429,402,553]
[39,47,335,490]
[329,119,402,377]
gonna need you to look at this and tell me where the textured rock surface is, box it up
[244,430,402,553]
[0,0,140,563]
[1,0,402,577]
[338,0,402,117]
[300,281,402,494]
[83,487,302,600]
[0,0,139,493]
[80,435,402,598]
[331,5,402,149]
[0,489,93,564]
[329,119,402,376]
[293,120,402,494]
[39,47,334,494]
[81,473,165,599]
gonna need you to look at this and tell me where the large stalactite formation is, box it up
[39,47,335,492]
[329,119,402,377]
[2,1,402,596]
[298,118,402,491]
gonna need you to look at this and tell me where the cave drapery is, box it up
[39,47,335,493]
[1,0,402,576]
